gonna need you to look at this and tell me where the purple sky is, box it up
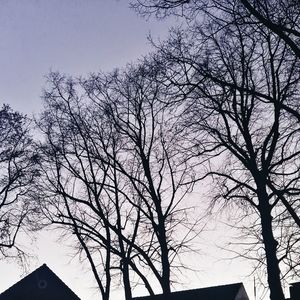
[0,1,268,300]
[0,0,173,114]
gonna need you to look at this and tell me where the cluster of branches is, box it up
[132,0,300,61]
[0,105,37,263]
[35,67,198,300]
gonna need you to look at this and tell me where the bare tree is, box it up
[36,68,198,299]
[36,75,138,300]
[133,7,300,300]
[0,105,37,263]
[129,1,300,299]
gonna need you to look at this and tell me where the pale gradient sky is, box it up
[0,1,283,300]
[0,0,173,114]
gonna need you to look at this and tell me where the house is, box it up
[133,282,249,300]
[0,264,80,300]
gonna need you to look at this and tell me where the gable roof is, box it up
[0,264,80,300]
[133,283,248,300]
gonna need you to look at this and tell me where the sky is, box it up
[0,0,173,115]
[0,1,287,300]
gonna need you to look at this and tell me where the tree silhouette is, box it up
[36,68,198,299]
[123,9,299,300]
[0,105,37,262]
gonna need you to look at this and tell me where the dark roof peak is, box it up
[133,282,248,300]
[0,263,80,300]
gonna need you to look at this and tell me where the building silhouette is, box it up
[0,264,80,300]
[1,264,299,300]
[133,283,249,300]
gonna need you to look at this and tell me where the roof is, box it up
[0,264,81,300]
[133,283,248,300]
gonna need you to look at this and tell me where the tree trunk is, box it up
[158,223,171,295]
[257,184,285,300]
[122,259,132,300]
[140,151,171,295]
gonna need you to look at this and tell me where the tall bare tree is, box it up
[130,1,300,299]
[36,67,198,299]
[130,11,299,300]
